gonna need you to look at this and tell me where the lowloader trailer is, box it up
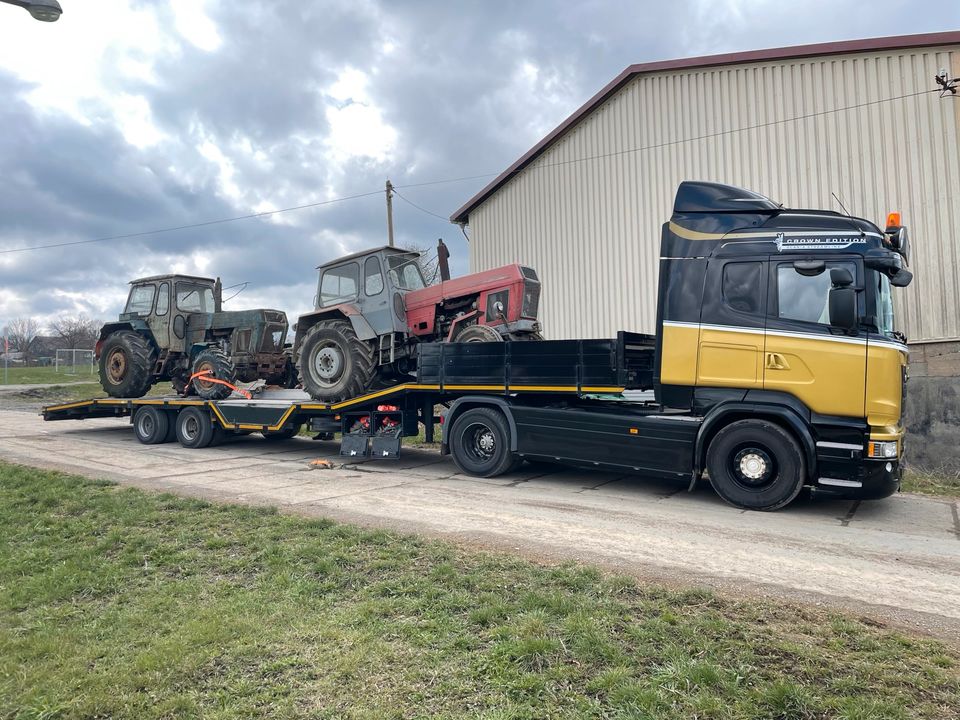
[42,181,913,511]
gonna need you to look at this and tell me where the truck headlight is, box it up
[867,441,898,459]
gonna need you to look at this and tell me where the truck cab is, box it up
[655,181,912,500]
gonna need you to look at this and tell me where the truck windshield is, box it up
[873,272,896,337]
[387,255,427,290]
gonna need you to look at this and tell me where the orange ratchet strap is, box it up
[187,369,252,399]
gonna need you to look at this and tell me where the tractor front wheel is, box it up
[191,347,237,400]
[454,324,503,343]
[296,320,376,402]
[98,330,156,398]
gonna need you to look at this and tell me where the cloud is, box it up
[0,0,953,333]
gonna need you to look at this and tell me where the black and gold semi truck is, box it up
[43,181,913,511]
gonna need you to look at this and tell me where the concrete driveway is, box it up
[2,409,958,642]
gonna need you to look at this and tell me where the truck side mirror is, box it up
[828,268,857,331]
[890,267,913,287]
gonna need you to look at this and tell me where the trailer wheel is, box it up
[133,406,170,445]
[449,407,518,477]
[261,423,302,441]
[706,419,805,511]
[175,406,217,449]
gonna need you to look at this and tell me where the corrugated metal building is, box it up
[452,32,960,348]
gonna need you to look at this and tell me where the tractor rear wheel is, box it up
[98,330,156,398]
[296,320,376,402]
[191,347,237,400]
[454,324,503,343]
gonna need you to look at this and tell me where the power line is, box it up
[0,86,941,255]
[500,88,937,177]
[392,189,451,222]
[0,189,384,255]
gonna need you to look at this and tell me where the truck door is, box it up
[696,259,767,389]
[763,258,866,417]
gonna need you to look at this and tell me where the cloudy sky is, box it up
[0,0,955,328]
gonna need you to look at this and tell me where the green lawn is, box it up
[1,463,957,719]
[0,364,97,384]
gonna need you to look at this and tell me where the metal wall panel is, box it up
[469,46,960,343]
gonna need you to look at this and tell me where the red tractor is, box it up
[293,245,542,401]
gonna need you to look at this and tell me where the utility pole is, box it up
[385,179,395,247]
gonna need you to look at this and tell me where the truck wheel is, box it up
[705,419,806,511]
[175,406,217,449]
[191,347,237,400]
[296,320,375,402]
[261,423,302,440]
[449,407,518,477]
[454,324,502,343]
[98,330,156,398]
[132,406,170,444]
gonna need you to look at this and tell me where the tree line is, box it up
[1,315,101,365]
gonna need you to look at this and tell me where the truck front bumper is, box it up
[814,459,902,500]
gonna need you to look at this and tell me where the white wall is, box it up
[469,45,960,343]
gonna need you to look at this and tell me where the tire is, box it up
[705,419,806,511]
[261,423,302,441]
[98,330,156,398]
[132,406,170,444]
[454,324,503,343]
[296,320,376,402]
[449,407,518,477]
[175,406,217,449]
[191,347,237,400]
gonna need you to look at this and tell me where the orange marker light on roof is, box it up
[886,211,902,229]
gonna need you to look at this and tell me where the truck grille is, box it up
[522,281,540,319]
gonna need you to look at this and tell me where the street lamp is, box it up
[0,0,62,22]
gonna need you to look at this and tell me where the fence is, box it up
[54,349,96,375]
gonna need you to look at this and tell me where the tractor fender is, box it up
[294,307,377,346]
[694,401,817,481]
[440,396,519,454]
[96,321,154,357]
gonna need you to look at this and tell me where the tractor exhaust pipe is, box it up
[437,238,451,282]
[214,277,223,312]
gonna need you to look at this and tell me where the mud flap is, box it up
[340,434,370,458]
[371,435,402,459]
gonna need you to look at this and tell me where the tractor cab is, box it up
[119,274,223,355]
[313,247,429,338]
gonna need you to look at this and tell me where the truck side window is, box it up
[155,282,169,316]
[125,285,156,315]
[320,263,359,307]
[722,262,762,314]
[364,257,384,296]
[776,261,856,324]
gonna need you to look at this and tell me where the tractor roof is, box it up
[130,274,215,285]
[317,245,419,269]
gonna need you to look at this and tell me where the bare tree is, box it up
[49,314,101,350]
[3,317,41,364]
[401,240,443,285]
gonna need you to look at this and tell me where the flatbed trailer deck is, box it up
[42,333,896,510]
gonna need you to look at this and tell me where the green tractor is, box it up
[96,274,294,400]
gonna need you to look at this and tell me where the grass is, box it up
[902,467,960,498]
[1,462,958,719]
[0,380,169,407]
[0,364,97,384]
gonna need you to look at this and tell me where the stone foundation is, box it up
[904,341,960,472]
